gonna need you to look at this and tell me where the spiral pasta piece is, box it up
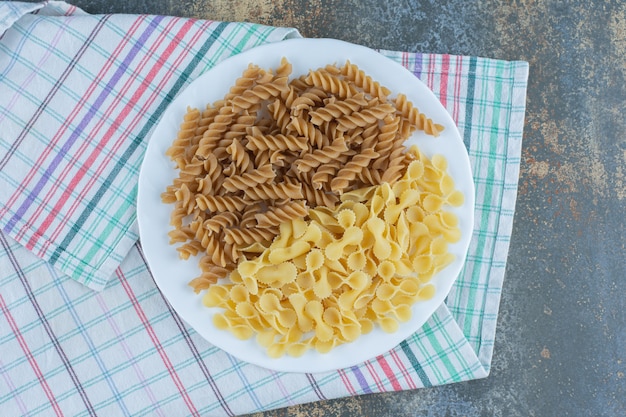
[395,94,444,136]
[189,262,231,293]
[311,163,340,188]
[225,139,253,174]
[246,132,308,153]
[223,64,262,102]
[274,57,293,80]
[202,233,236,267]
[341,60,391,100]
[166,107,200,163]
[255,200,309,228]
[336,103,396,132]
[381,142,407,184]
[291,87,329,116]
[300,183,340,208]
[195,195,248,212]
[305,69,358,98]
[174,183,195,214]
[331,148,380,193]
[286,117,328,148]
[294,137,349,173]
[243,182,304,200]
[231,82,288,112]
[357,166,384,186]
[223,227,279,247]
[267,99,291,132]
[239,202,264,228]
[203,212,241,234]
[195,106,236,158]
[371,115,401,170]
[309,93,368,125]
[222,164,276,192]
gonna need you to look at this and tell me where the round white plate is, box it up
[137,38,474,373]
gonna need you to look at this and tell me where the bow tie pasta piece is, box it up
[305,248,325,271]
[305,300,335,343]
[323,307,362,343]
[324,226,364,261]
[364,217,392,261]
[312,267,334,299]
[268,242,311,264]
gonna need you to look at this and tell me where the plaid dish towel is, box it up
[0,1,300,291]
[0,1,529,416]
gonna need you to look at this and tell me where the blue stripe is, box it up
[463,56,477,149]
[400,340,432,387]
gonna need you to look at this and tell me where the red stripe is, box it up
[116,269,199,417]
[337,369,357,396]
[24,17,188,247]
[376,356,403,391]
[364,360,386,392]
[425,54,428,90]
[439,54,450,108]
[389,349,417,389]
[38,19,212,255]
[0,295,64,417]
[0,17,147,220]
[452,55,463,124]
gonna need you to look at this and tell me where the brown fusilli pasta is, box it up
[254,200,308,228]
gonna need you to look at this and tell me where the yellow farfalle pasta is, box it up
[199,145,462,357]
[162,58,454,336]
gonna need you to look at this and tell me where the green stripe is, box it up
[400,340,432,387]
[78,186,137,272]
[49,22,230,276]
[463,60,505,342]
[448,55,478,327]
[423,318,467,383]
[463,56,477,149]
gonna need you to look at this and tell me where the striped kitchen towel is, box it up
[0,1,300,291]
[0,1,529,416]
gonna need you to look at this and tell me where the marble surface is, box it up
[18,1,626,415]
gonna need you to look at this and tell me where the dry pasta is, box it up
[161,57,458,356]
[202,146,463,356]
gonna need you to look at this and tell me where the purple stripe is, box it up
[413,53,423,79]
[0,232,97,416]
[3,15,163,235]
[0,358,29,415]
[306,373,327,400]
[350,365,373,394]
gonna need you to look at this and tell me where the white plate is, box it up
[137,38,474,373]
